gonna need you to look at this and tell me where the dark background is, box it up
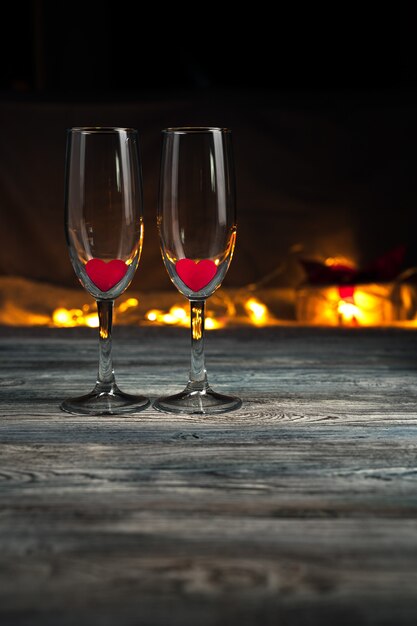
[0,1,416,292]
[1,2,414,98]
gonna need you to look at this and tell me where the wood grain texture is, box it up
[1,326,417,625]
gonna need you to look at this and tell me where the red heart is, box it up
[176,259,217,292]
[85,259,128,292]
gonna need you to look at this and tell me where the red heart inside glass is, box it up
[176,259,217,291]
[86,259,128,292]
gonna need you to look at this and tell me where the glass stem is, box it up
[96,300,116,390]
[188,300,209,390]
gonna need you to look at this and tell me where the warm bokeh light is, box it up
[1,277,416,328]
[244,297,270,326]
[205,317,223,330]
[146,305,189,326]
[51,297,141,328]
[296,282,417,327]
[325,256,356,269]
[118,297,139,313]
[52,307,99,328]
[146,310,160,322]
[337,300,361,325]
[144,303,225,330]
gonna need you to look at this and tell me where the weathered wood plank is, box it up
[1,326,417,624]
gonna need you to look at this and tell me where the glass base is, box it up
[153,386,242,415]
[60,384,150,416]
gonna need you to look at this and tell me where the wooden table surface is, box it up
[1,325,417,625]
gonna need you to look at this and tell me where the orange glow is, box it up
[118,297,139,313]
[244,297,272,326]
[145,304,224,330]
[325,256,356,269]
[192,305,203,340]
[49,295,274,330]
[145,306,188,326]
[296,283,415,327]
[1,275,416,328]
[51,297,141,328]
[52,307,99,328]
[0,302,51,326]
[337,300,361,325]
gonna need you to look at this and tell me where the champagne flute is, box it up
[61,127,150,415]
[154,127,242,414]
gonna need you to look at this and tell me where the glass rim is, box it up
[162,126,231,134]
[67,127,137,134]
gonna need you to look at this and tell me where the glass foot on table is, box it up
[153,386,242,415]
[60,384,150,416]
